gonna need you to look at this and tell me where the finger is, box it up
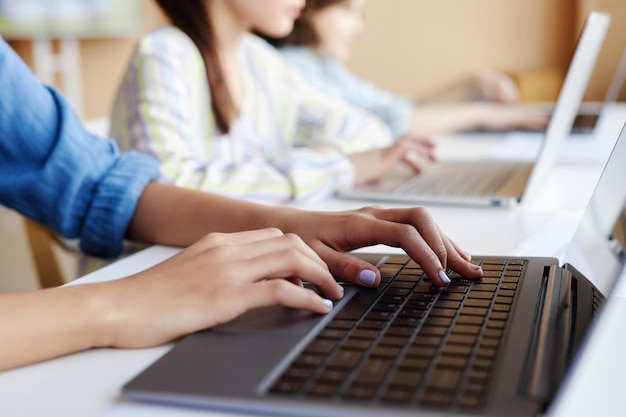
[311,242,382,288]
[195,281,333,330]
[411,144,436,155]
[440,234,483,280]
[403,147,437,167]
[352,207,480,286]
[239,247,343,300]
[401,152,424,174]
[373,207,448,268]
[499,79,520,103]
[183,228,285,258]
[398,134,436,148]
[407,144,437,159]
[412,137,436,148]
[447,236,472,262]
[234,233,329,271]
[311,208,451,286]
[249,280,334,314]
[287,277,304,288]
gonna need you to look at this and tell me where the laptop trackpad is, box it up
[213,304,325,334]
[213,283,360,335]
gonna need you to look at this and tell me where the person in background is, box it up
[109,0,436,206]
[263,0,548,137]
[0,35,482,371]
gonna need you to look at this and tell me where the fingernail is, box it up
[337,283,344,297]
[359,269,377,287]
[438,270,451,285]
[471,263,482,271]
[322,299,333,310]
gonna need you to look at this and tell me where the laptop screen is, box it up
[563,124,626,294]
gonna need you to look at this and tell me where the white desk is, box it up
[1,105,625,417]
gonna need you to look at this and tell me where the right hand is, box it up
[269,205,483,289]
[348,135,436,186]
[97,228,343,349]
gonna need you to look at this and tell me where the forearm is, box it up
[0,286,111,370]
[126,182,294,246]
[418,76,475,104]
[407,104,483,136]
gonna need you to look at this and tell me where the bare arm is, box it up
[126,182,283,245]
[127,183,482,288]
[419,70,520,104]
[0,228,341,371]
[405,103,548,136]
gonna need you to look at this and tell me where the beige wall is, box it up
[348,0,625,102]
[348,0,577,101]
[577,0,626,102]
[7,0,625,119]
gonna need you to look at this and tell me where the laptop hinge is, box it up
[522,265,574,403]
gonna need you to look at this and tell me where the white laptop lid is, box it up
[520,11,610,204]
[603,46,626,104]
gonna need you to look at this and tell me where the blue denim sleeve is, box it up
[0,37,160,258]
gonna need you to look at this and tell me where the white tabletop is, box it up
[2,105,625,417]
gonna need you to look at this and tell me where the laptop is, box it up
[470,45,626,136]
[122,121,626,417]
[336,12,610,208]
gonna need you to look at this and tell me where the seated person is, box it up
[109,0,436,206]
[262,0,548,137]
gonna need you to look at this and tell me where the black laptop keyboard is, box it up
[269,256,526,411]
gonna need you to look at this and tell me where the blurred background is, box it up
[2,0,625,120]
[1,0,625,293]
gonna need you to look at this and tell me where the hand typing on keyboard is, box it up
[270,205,484,288]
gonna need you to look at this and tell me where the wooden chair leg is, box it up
[23,218,66,288]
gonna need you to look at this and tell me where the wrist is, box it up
[258,205,303,233]
[70,282,126,349]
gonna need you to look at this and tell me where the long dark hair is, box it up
[155,0,233,133]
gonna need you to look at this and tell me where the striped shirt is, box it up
[110,26,393,203]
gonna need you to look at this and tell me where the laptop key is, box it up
[426,368,462,391]
[353,358,392,384]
